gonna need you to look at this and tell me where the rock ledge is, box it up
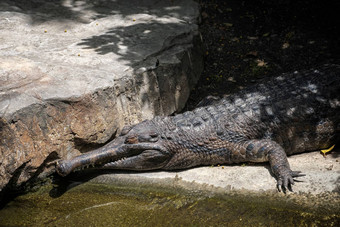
[0,0,203,191]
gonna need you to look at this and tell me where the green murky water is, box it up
[0,181,339,227]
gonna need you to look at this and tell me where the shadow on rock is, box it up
[0,0,82,23]
[77,20,193,66]
[0,0,193,24]
[0,152,59,209]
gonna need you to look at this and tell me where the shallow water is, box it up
[0,181,339,227]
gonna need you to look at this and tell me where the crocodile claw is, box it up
[276,170,306,192]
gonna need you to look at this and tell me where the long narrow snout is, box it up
[56,137,127,177]
[56,135,170,176]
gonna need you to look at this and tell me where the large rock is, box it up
[0,0,203,192]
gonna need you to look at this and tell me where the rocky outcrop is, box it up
[0,0,203,192]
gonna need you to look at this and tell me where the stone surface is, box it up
[91,150,340,195]
[0,0,203,191]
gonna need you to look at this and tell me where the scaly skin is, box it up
[56,64,340,191]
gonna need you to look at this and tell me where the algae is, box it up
[0,181,339,227]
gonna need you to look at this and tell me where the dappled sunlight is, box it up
[0,0,196,24]
[77,20,193,65]
[1,0,198,69]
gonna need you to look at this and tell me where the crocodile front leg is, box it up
[243,139,305,192]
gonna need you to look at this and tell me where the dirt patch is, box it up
[187,0,339,108]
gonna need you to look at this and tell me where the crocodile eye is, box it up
[149,131,158,138]
[138,132,159,142]
[149,135,159,142]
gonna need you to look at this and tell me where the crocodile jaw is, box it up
[56,137,170,176]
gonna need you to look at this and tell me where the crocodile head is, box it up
[56,120,171,177]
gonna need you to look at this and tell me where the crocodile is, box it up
[56,64,340,191]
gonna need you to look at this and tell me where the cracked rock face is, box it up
[0,0,203,192]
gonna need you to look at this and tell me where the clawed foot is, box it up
[276,170,305,192]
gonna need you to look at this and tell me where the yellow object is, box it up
[321,145,335,157]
